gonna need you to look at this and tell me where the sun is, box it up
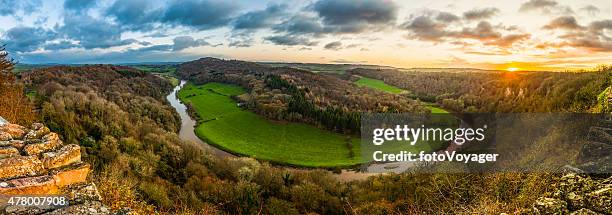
[506,67,519,72]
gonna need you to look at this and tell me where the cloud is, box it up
[134,36,215,52]
[268,0,399,46]
[454,22,530,47]
[15,48,221,64]
[579,5,599,16]
[400,15,450,41]
[106,0,239,32]
[2,26,56,52]
[44,41,79,51]
[436,12,460,23]
[401,13,530,49]
[484,34,530,47]
[455,21,501,40]
[172,36,212,51]
[463,7,499,20]
[233,3,287,30]
[589,20,612,32]
[264,35,318,46]
[518,0,573,14]
[519,0,557,12]
[542,16,584,30]
[106,0,162,31]
[312,0,398,33]
[228,32,255,47]
[161,0,238,30]
[64,0,96,11]
[134,44,173,52]
[540,17,612,52]
[324,41,342,50]
[0,0,42,16]
[229,3,288,48]
[56,14,138,49]
[273,14,325,36]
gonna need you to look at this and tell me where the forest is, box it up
[347,67,611,113]
[1,48,610,213]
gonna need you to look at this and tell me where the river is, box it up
[166,81,416,181]
[166,80,234,158]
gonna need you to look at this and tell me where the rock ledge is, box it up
[0,121,112,215]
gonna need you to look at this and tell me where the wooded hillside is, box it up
[177,58,427,133]
[348,67,611,113]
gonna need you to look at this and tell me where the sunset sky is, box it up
[1,0,611,71]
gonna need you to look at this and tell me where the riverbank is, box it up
[177,82,363,168]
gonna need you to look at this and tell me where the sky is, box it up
[0,0,611,71]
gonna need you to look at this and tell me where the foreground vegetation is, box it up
[179,82,361,167]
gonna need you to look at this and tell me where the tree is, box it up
[0,44,35,124]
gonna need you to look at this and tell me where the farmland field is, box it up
[355,77,404,94]
[424,103,449,114]
[178,82,363,167]
[354,77,450,113]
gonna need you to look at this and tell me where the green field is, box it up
[355,77,404,94]
[178,82,363,167]
[424,103,449,114]
[354,77,450,114]
[131,65,177,74]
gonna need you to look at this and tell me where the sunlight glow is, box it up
[506,67,519,72]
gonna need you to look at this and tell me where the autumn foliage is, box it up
[0,45,35,124]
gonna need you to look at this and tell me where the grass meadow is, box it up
[355,77,404,94]
[354,77,450,114]
[178,82,362,167]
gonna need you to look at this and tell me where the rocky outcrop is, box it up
[532,173,611,214]
[0,117,8,126]
[0,120,111,215]
[576,115,612,173]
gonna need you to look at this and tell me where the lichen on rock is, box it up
[533,173,612,214]
[0,120,110,214]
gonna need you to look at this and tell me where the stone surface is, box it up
[24,124,50,140]
[4,205,51,215]
[0,132,10,141]
[570,208,601,215]
[51,163,90,187]
[64,183,103,204]
[0,122,111,215]
[533,197,568,214]
[9,140,26,150]
[0,123,28,140]
[43,144,81,169]
[0,146,19,158]
[534,174,612,214]
[43,201,112,215]
[0,175,58,195]
[0,156,44,180]
[0,116,7,126]
[24,133,62,156]
[588,127,612,144]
